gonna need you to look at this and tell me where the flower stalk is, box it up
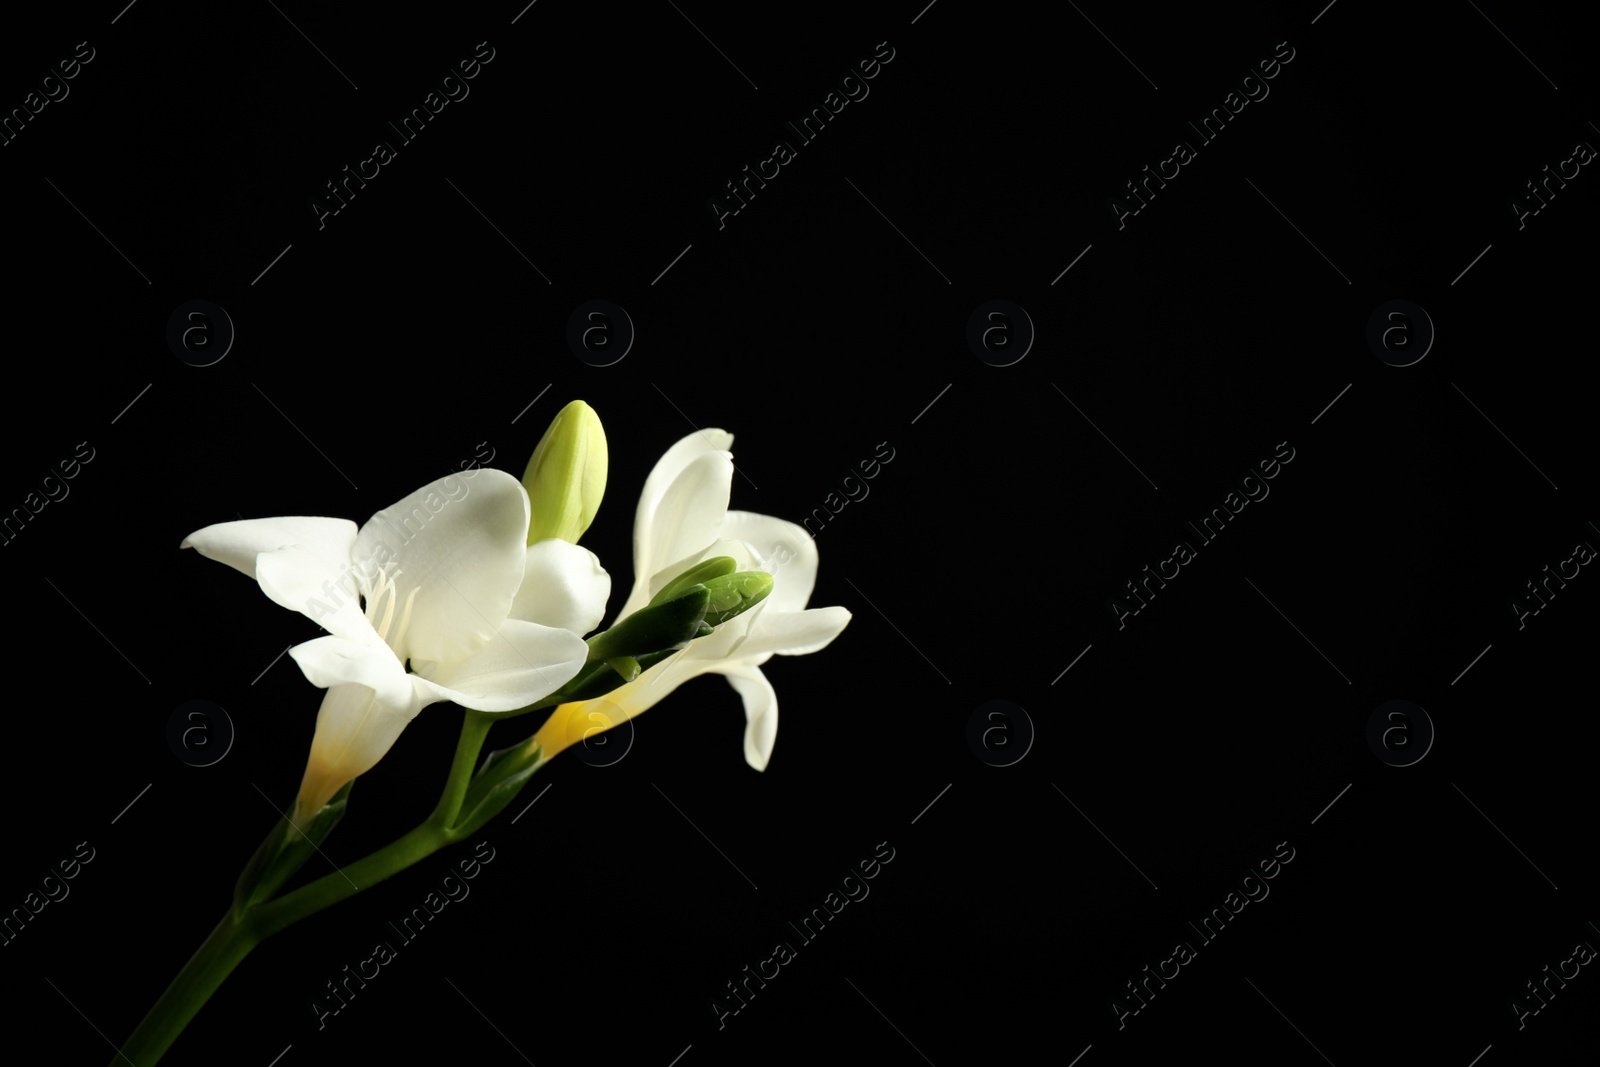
[111,708,511,1066]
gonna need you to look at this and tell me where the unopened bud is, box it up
[701,571,772,627]
[522,400,608,544]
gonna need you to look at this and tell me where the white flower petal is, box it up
[719,511,818,614]
[300,682,416,811]
[698,535,763,572]
[511,539,610,636]
[635,429,733,531]
[410,619,590,712]
[626,450,733,616]
[532,650,713,758]
[591,645,709,718]
[720,663,778,771]
[181,516,357,579]
[255,543,367,641]
[685,599,766,662]
[725,605,852,661]
[289,635,420,714]
[352,470,530,667]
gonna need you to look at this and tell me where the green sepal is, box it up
[474,736,527,782]
[649,556,737,607]
[453,742,545,838]
[585,586,710,661]
[636,648,682,671]
[605,656,641,682]
[233,781,354,911]
[551,659,626,703]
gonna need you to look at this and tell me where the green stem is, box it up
[252,819,450,939]
[256,706,497,938]
[112,708,500,1066]
[431,709,493,827]
[111,906,259,1066]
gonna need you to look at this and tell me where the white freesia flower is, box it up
[532,431,850,770]
[181,470,609,818]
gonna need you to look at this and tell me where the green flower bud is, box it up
[648,556,737,608]
[522,400,608,545]
[585,586,710,662]
[701,571,773,627]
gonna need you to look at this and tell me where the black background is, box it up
[2,1,1596,1064]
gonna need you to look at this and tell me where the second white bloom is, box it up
[533,431,850,770]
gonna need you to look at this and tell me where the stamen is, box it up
[377,577,397,640]
[363,567,385,624]
[391,586,421,652]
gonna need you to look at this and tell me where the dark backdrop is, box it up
[2,2,1596,1065]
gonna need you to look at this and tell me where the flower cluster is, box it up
[181,403,850,820]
